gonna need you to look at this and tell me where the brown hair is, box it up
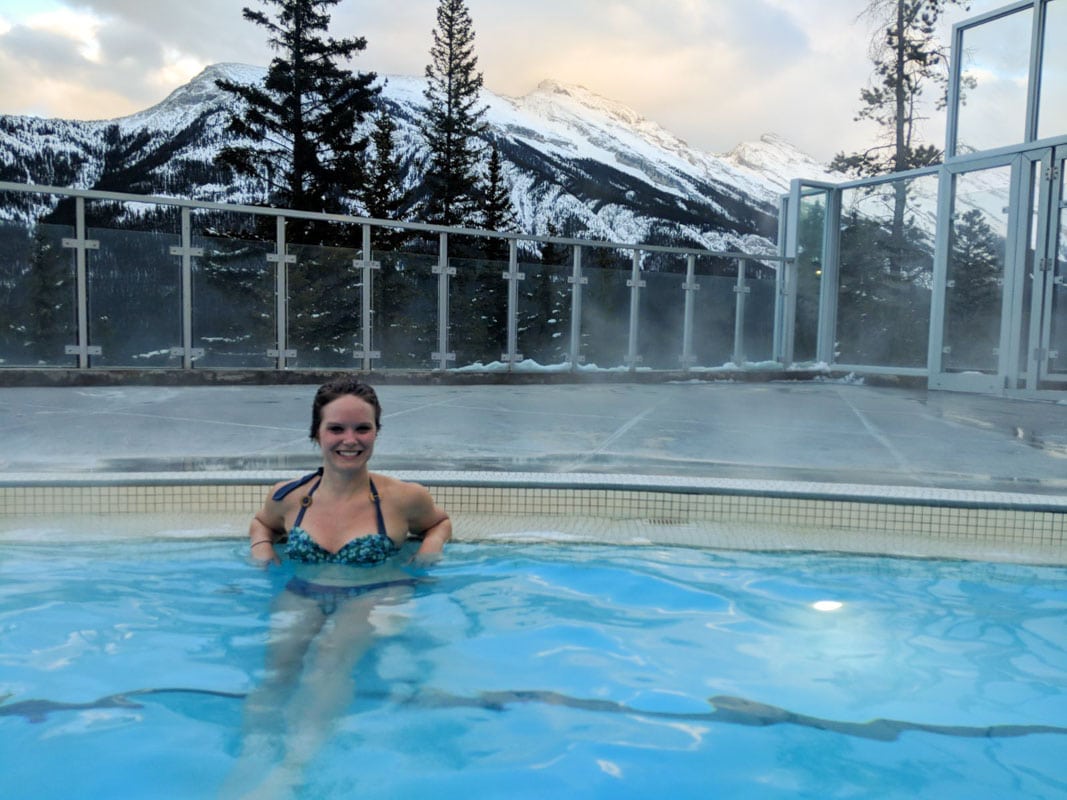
[309,378,382,441]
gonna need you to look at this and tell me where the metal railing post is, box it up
[680,254,699,370]
[169,207,204,369]
[568,245,586,369]
[733,258,750,366]
[502,238,524,367]
[626,249,645,370]
[431,232,455,370]
[354,223,380,370]
[265,216,296,368]
[60,196,99,368]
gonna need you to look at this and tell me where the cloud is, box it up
[0,0,1005,161]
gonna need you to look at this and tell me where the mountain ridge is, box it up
[0,62,838,251]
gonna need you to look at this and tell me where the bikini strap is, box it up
[272,468,324,501]
[273,469,323,528]
[280,470,384,534]
[369,477,388,539]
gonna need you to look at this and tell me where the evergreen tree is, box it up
[477,141,517,259]
[831,0,968,280]
[363,108,405,221]
[420,0,487,228]
[831,0,968,178]
[944,207,1003,367]
[25,226,72,362]
[479,143,516,231]
[362,105,408,252]
[215,0,379,227]
[948,208,1001,321]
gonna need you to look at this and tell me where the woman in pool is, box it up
[224,377,450,798]
[249,376,451,571]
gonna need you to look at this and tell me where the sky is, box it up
[0,0,1008,164]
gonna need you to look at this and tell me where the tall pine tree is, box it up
[831,0,968,178]
[831,0,967,281]
[479,142,516,232]
[478,141,517,258]
[420,0,487,228]
[215,0,379,226]
[363,110,403,218]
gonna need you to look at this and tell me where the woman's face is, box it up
[316,394,378,472]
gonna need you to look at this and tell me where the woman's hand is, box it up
[249,539,280,566]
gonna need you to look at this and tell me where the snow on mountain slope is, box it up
[0,63,839,250]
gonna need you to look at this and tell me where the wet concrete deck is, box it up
[0,380,1064,496]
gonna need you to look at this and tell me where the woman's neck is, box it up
[319,464,372,499]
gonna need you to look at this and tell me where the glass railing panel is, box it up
[793,191,828,364]
[942,164,1012,373]
[741,261,778,364]
[637,260,687,370]
[0,220,77,366]
[689,256,738,368]
[86,211,182,367]
[286,242,363,369]
[1038,0,1067,142]
[516,245,573,368]
[954,6,1033,154]
[836,174,937,368]
[372,247,437,370]
[579,249,631,368]
[191,225,276,369]
[1046,174,1067,378]
[450,254,508,368]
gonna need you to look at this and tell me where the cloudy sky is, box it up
[0,0,1004,163]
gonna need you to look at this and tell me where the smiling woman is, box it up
[249,377,451,567]
[223,376,451,797]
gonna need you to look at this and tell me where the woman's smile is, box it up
[316,395,379,469]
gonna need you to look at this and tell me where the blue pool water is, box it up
[1,539,1066,799]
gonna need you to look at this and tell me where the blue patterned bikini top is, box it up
[273,470,399,566]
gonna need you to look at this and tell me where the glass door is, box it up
[932,144,1067,394]
[1033,145,1067,388]
[930,158,1015,392]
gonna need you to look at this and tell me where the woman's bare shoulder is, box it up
[371,472,425,495]
[372,472,436,507]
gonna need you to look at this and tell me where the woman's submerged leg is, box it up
[221,583,414,799]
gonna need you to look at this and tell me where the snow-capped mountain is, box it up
[0,63,838,251]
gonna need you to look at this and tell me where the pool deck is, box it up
[2,379,1065,562]
[0,379,1064,495]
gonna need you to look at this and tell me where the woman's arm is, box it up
[401,482,452,564]
[248,485,287,566]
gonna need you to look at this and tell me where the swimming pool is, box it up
[2,537,1065,799]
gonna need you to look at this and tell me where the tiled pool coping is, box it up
[2,470,1065,565]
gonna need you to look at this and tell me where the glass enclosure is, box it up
[372,244,438,371]
[941,165,1012,373]
[636,256,686,370]
[1049,161,1067,375]
[953,5,1033,155]
[743,261,777,364]
[836,174,938,368]
[792,190,828,364]
[0,187,784,376]
[191,221,275,369]
[779,0,1066,395]
[451,251,508,368]
[1037,0,1067,141]
[579,249,632,368]
[0,220,77,367]
[287,242,363,370]
[516,255,571,368]
[85,202,183,368]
